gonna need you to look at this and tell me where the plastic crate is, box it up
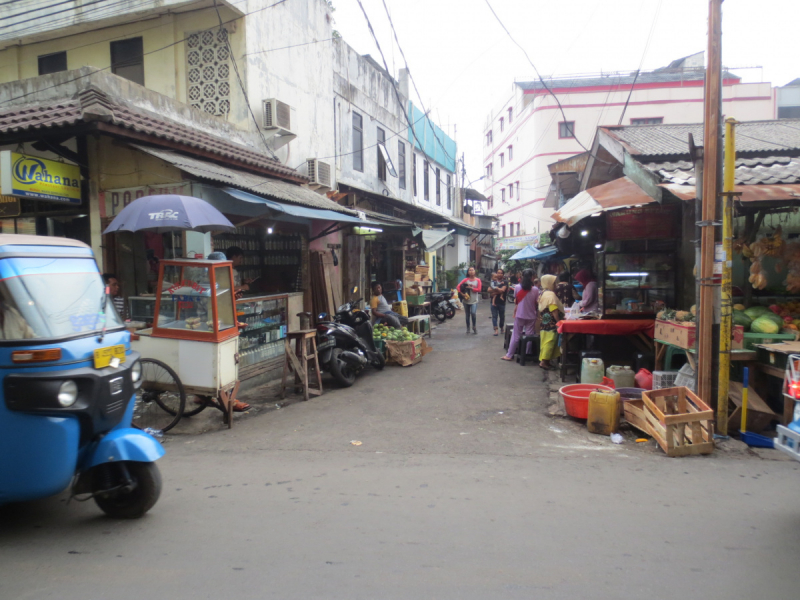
[674,363,696,392]
[652,370,678,390]
[406,295,427,306]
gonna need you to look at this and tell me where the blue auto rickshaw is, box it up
[0,234,163,518]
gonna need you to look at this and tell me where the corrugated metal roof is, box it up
[647,156,800,186]
[661,183,800,203]
[133,145,356,215]
[602,120,800,157]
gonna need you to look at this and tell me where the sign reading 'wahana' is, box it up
[0,151,81,204]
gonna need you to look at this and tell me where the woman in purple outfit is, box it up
[501,269,539,361]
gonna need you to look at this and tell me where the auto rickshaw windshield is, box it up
[0,257,123,340]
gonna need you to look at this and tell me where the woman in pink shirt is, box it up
[457,267,483,334]
[502,269,539,360]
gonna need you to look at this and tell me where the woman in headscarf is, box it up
[537,274,564,369]
[574,268,599,314]
[501,269,538,361]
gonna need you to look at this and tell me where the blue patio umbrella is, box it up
[103,194,235,234]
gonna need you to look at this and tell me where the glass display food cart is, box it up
[131,258,242,428]
[601,251,676,318]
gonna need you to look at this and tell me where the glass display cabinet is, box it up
[132,259,239,400]
[601,252,676,318]
[235,294,288,376]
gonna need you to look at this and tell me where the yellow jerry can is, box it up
[587,389,621,435]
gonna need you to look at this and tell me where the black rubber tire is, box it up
[371,351,385,371]
[94,462,162,519]
[329,348,357,387]
[444,305,456,319]
[432,308,447,323]
[132,359,186,433]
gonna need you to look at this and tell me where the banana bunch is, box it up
[752,226,785,258]
[749,258,768,290]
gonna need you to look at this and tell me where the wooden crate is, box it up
[623,386,715,457]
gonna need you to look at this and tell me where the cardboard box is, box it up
[655,320,744,351]
[414,274,423,281]
[386,337,431,366]
[728,381,776,434]
[655,320,695,349]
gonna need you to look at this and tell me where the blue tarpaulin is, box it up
[508,245,557,261]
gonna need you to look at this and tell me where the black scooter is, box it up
[428,291,456,322]
[316,298,385,387]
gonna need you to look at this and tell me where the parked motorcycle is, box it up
[428,291,456,323]
[316,298,385,387]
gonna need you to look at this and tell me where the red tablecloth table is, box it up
[557,319,655,382]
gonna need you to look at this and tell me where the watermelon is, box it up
[744,306,772,320]
[759,312,785,328]
[733,310,752,330]
[751,316,781,334]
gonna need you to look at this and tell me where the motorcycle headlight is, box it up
[130,360,142,389]
[58,380,78,407]
[794,401,800,423]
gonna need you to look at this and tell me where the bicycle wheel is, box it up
[182,394,212,417]
[132,359,186,433]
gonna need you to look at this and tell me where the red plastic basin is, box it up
[559,384,614,419]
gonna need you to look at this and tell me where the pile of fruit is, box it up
[734,303,800,333]
[656,306,697,323]
[373,323,420,342]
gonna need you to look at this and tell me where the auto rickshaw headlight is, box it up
[130,359,142,388]
[57,380,78,407]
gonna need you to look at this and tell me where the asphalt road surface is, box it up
[2,310,800,599]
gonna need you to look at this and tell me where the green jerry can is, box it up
[587,389,621,435]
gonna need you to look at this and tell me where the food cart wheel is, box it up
[183,394,212,417]
[132,359,186,433]
[93,462,162,519]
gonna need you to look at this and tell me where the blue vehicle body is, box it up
[0,235,163,513]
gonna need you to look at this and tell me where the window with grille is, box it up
[501,188,505,202]
[111,38,144,85]
[500,117,504,132]
[423,160,430,200]
[500,153,505,167]
[352,112,363,172]
[398,141,406,190]
[508,145,513,161]
[509,184,514,199]
[186,28,231,116]
[446,174,451,209]
[377,127,386,181]
[486,130,492,146]
[412,154,417,196]
[508,107,513,123]
[38,51,67,75]
[559,121,576,138]
[435,167,441,206]
[486,163,493,177]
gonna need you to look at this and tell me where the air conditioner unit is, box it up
[306,158,332,189]
[262,98,291,131]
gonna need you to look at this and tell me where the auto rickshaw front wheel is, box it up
[93,461,162,519]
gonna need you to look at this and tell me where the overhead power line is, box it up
[482,0,609,165]
[618,0,662,125]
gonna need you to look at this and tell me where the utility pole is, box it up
[698,0,723,406]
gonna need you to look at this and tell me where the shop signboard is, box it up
[606,204,679,241]
[100,182,193,217]
[0,151,81,204]
[496,234,540,251]
[0,195,21,217]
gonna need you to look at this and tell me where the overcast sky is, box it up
[331,0,800,186]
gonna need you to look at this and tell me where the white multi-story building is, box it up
[483,52,778,239]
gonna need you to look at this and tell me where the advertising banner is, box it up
[0,151,81,204]
[496,234,540,251]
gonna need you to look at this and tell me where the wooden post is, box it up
[717,118,737,435]
[697,0,723,407]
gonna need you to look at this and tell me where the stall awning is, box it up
[508,245,557,261]
[552,176,656,226]
[221,188,376,224]
[661,183,800,203]
[414,227,455,252]
[133,144,357,215]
